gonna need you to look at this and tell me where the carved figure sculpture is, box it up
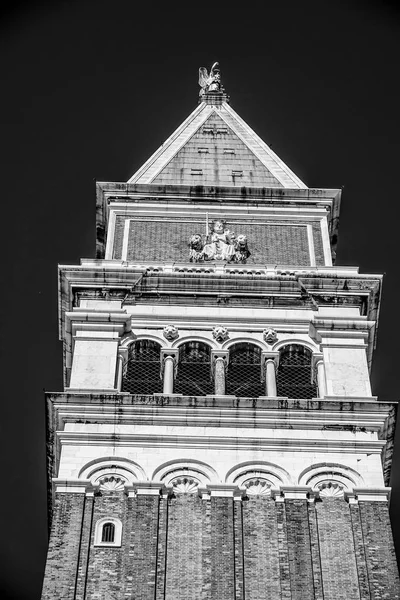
[233,234,251,263]
[198,62,222,96]
[189,234,205,262]
[203,220,236,261]
[189,218,250,264]
[263,328,278,345]
[212,325,229,343]
[163,325,179,341]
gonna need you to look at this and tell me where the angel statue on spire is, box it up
[198,62,223,96]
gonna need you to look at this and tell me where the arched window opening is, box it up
[94,517,122,547]
[122,340,162,394]
[101,522,115,543]
[174,342,213,396]
[226,343,264,397]
[276,344,317,399]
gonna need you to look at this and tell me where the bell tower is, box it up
[41,64,400,599]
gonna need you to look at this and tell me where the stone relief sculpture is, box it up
[263,328,278,344]
[189,218,251,264]
[212,326,229,343]
[163,325,179,341]
[198,62,223,96]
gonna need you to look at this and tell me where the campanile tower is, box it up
[41,64,400,599]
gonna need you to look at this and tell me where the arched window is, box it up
[276,344,317,399]
[101,522,115,543]
[226,343,264,397]
[94,517,122,547]
[122,340,162,394]
[174,342,213,396]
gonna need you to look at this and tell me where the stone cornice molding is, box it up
[206,484,240,497]
[277,485,312,500]
[66,310,131,337]
[309,317,374,347]
[56,430,386,454]
[126,481,167,496]
[353,487,391,502]
[52,478,98,495]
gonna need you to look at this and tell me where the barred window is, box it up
[94,517,122,547]
[122,340,162,394]
[174,342,213,396]
[101,522,115,543]
[276,344,317,399]
[226,343,264,397]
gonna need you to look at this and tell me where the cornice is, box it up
[56,430,386,454]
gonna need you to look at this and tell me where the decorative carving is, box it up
[198,62,223,96]
[263,328,278,344]
[98,475,126,492]
[163,324,179,341]
[212,326,229,343]
[189,218,250,264]
[171,477,199,494]
[233,234,251,263]
[189,234,205,262]
[317,481,344,498]
[243,478,272,496]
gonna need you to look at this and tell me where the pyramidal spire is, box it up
[128,63,307,189]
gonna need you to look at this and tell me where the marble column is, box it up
[261,351,280,397]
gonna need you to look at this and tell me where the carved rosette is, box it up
[317,482,345,498]
[243,478,272,496]
[263,328,278,345]
[212,326,229,343]
[171,477,200,494]
[98,475,126,492]
[163,325,179,341]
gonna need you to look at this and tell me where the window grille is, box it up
[276,344,317,399]
[226,343,264,397]
[101,522,115,543]
[174,342,213,396]
[122,340,162,394]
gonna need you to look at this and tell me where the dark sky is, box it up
[1,1,400,598]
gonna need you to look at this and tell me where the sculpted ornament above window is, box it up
[212,326,229,343]
[189,219,251,264]
[163,324,179,341]
[263,328,278,344]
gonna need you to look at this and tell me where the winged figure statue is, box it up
[198,62,222,96]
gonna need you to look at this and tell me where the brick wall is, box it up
[42,492,400,599]
[359,501,400,600]
[242,496,281,599]
[316,498,360,600]
[113,215,325,266]
[41,492,86,600]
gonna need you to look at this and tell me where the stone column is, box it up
[160,348,179,395]
[312,353,326,398]
[261,352,279,397]
[116,346,129,391]
[211,350,229,396]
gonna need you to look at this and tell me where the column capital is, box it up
[160,347,180,360]
[261,351,280,369]
[211,349,230,364]
[311,352,324,367]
